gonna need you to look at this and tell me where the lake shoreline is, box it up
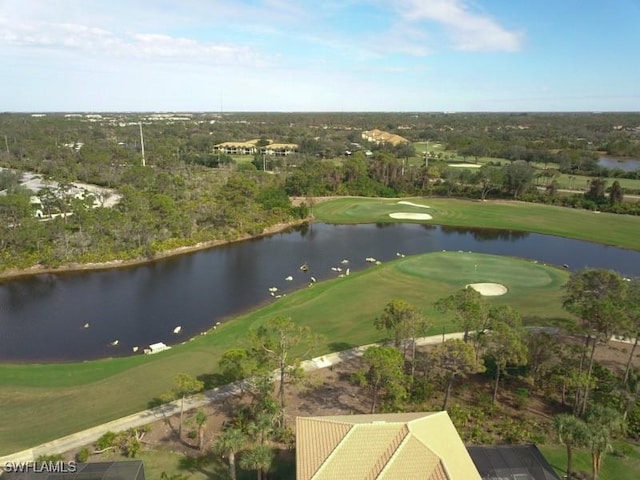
[0,218,310,282]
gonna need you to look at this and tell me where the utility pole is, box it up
[424,140,429,168]
[139,122,146,167]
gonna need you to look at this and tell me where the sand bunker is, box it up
[397,201,430,209]
[466,283,508,296]
[447,163,482,168]
[389,212,433,220]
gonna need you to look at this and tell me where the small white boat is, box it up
[173,326,182,334]
[132,346,139,353]
[341,259,349,264]
[285,275,293,281]
[109,340,119,346]
[83,323,90,329]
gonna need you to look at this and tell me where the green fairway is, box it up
[0,252,570,455]
[312,197,640,250]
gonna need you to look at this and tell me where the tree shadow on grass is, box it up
[178,451,228,478]
[328,341,356,352]
[148,397,166,409]
[197,372,228,390]
[523,315,575,332]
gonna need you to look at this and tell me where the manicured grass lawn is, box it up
[539,441,640,480]
[0,252,570,455]
[312,197,640,250]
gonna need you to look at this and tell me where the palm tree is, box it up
[190,409,207,451]
[247,412,276,446]
[212,428,247,480]
[239,444,274,480]
[585,405,625,480]
[554,413,588,479]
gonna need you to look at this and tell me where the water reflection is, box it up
[440,226,530,242]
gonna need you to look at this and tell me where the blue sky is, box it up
[1,0,639,112]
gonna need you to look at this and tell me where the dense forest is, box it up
[1,112,639,273]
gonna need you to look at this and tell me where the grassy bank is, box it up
[0,252,570,455]
[312,197,640,250]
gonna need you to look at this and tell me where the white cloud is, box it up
[0,18,265,67]
[393,0,523,52]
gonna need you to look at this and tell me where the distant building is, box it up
[361,129,409,147]
[213,140,298,156]
[214,140,260,155]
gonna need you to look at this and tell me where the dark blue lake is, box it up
[1,223,639,363]
[598,156,640,172]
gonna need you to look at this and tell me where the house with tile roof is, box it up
[296,411,481,480]
[361,129,409,147]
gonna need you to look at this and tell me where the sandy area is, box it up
[466,282,508,296]
[397,201,430,209]
[389,212,433,220]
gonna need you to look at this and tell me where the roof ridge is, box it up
[373,425,410,479]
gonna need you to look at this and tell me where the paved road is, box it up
[0,333,465,464]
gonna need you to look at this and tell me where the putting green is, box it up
[0,252,571,455]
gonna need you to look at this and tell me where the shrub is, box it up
[96,431,118,451]
[514,388,530,410]
[627,403,640,440]
[36,454,64,463]
[76,447,90,463]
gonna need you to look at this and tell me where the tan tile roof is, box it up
[214,140,260,148]
[295,417,352,480]
[265,143,298,149]
[362,129,409,146]
[296,412,480,480]
[379,435,445,479]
